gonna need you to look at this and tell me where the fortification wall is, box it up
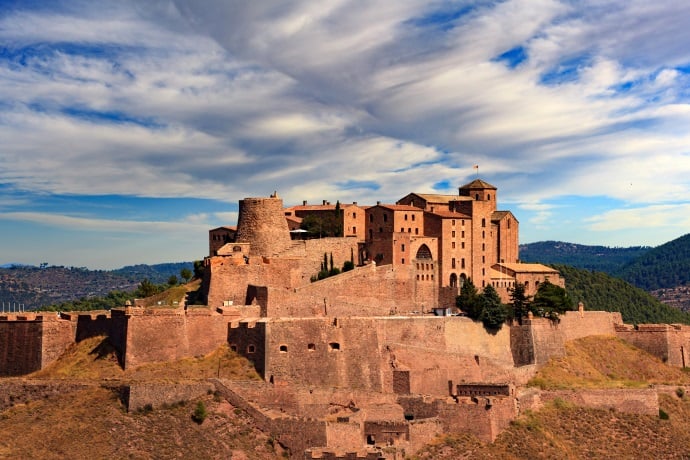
[264,317,385,391]
[127,381,214,412]
[213,379,328,458]
[0,381,92,410]
[518,388,659,415]
[615,324,690,367]
[0,318,43,376]
[234,316,517,394]
[511,311,622,367]
[0,314,76,376]
[124,308,232,369]
[268,265,425,318]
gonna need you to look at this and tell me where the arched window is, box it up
[482,218,486,227]
[416,244,432,259]
[450,273,458,287]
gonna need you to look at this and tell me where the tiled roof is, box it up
[496,263,559,273]
[459,179,497,190]
[410,193,473,204]
[426,209,471,218]
[378,204,423,212]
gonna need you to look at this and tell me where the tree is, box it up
[192,401,207,424]
[479,284,508,330]
[532,280,574,320]
[193,260,205,280]
[509,282,531,323]
[456,278,482,320]
[167,275,178,286]
[135,278,159,298]
[180,268,192,283]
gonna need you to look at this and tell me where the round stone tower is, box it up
[234,194,292,257]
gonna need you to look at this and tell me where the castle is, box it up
[3,179,690,459]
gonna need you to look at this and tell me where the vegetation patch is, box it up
[529,336,690,389]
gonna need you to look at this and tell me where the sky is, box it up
[2,0,690,269]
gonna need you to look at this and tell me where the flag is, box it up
[473,164,479,169]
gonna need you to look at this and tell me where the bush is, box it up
[659,408,670,420]
[192,401,207,424]
[676,387,685,399]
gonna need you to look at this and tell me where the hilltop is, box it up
[4,336,690,459]
[0,262,193,310]
[412,336,690,459]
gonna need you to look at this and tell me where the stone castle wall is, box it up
[615,323,690,367]
[0,317,44,376]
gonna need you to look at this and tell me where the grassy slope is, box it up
[0,338,269,459]
[412,336,690,459]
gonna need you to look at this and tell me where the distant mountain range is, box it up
[0,262,193,310]
[521,234,690,311]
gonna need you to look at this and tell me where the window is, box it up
[452,231,456,238]
[408,228,411,233]
[461,242,465,249]
[416,245,432,259]
[482,243,485,251]
[482,231,485,239]
[488,194,491,200]
[475,193,479,200]
[353,212,357,218]
[508,219,511,229]
[383,214,388,222]
[247,344,256,354]
[405,214,408,221]
[329,342,341,351]
[230,344,238,353]
[452,219,455,226]
[308,343,315,351]
[482,218,486,227]
[452,258,456,269]
[402,258,405,264]
[461,258,465,269]
[279,345,288,353]
[353,226,356,233]
[401,227,404,232]
[369,214,373,222]
[401,244,405,252]
[482,256,485,263]
[452,242,455,249]
[461,231,465,238]
[415,228,419,235]
[412,215,416,221]
[462,219,465,226]
[379,227,383,233]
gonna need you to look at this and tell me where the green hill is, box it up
[555,264,690,325]
[616,233,690,291]
[519,241,650,274]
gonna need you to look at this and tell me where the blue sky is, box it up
[2,0,690,269]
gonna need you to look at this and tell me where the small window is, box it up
[247,344,256,354]
[452,258,456,269]
[461,242,465,249]
[369,214,373,222]
[461,231,465,238]
[353,212,357,219]
[452,242,455,249]
[461,258,465,269]
[279,345,288,353]
[482,243,485,251]
[415,228,419,235]
[401,227,404,232]
[482,230,485,239]
[405,214,408,221]
[308,343,315,351]
[408,228,411,233]
[482,218,486,227]
[329,342,341,351]
[452,219,455,226]
[412,215,416,221]
[401,244,405,252]
[353,226,356,233]
[230,344,238,353]
[383,214,388,222]
[452,230,456,238]
[482,256,485,263]
[402,258,405,264]
[379,227,383,233]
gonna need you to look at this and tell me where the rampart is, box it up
[126,381,215,412]
[0,313,75,376]
[518,387,659,415]
[510,311,623,366]
[615,323,690,367]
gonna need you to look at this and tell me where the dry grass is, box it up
[528,335,690,389]
[0,387,284,459]
[31,336,260,382]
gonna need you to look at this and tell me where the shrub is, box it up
[676,387,685,399]
[659,408,670,420]
[192,401,207,424]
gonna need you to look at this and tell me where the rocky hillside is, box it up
[3,336,690,459]
[412,336,690,459]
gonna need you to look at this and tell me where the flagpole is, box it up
[473,164,479,178]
